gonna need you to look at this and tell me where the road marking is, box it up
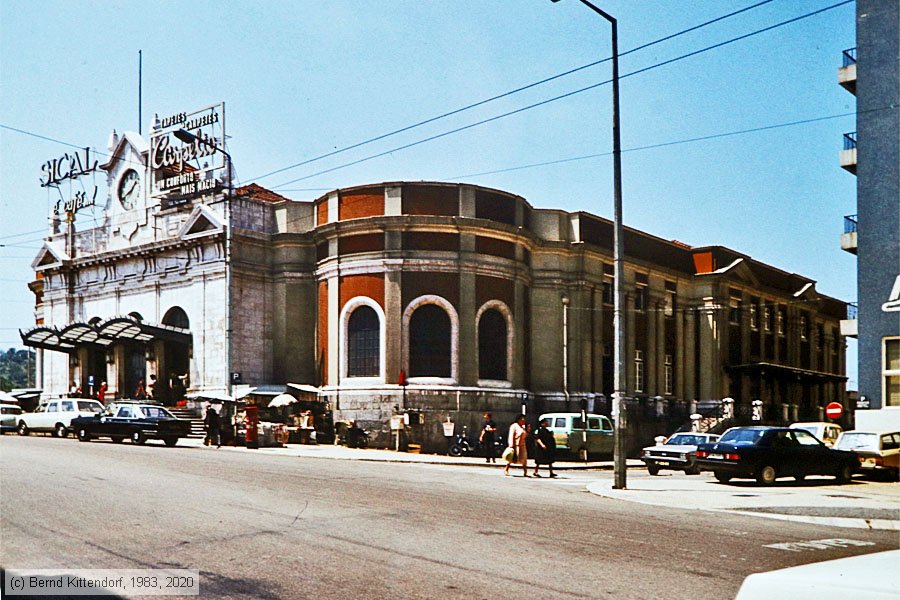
[764,538,876,552]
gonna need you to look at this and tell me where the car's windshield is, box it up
[78,401,102,413]
[835,432,878,451]
[667,434,706,446]
[719,429,766,445]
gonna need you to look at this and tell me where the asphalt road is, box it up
[1,435,897,600]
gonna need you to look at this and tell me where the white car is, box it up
[17,399,104,438]
[1,403,22,433]
[834,430,900,480]
[789,422,843,447]
[640,432,720,475]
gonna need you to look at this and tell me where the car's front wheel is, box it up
[17,422,28,436]
[714,471,732,483]
[131,430,146,445]
[756,465,777,486]
[163,437,179,447]
[835,463,854,484]
[54,423,68,438]
[647,464,661,476]
[77,427,91,442]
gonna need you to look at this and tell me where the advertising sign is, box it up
[40,147,102,217]
[149,102,226,210]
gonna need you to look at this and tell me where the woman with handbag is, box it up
[503,414,530,477]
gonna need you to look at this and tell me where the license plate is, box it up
[707,453,723,460]
[862,458,876,467]
[656,461,670,466]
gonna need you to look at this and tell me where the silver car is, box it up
[1,403,22,433]
[641,432,720,475]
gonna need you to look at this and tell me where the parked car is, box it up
[695,426,859,485]
[833,430,900,480]
[1,403,23,433]
[789,422,843,447]
[17,398,104,438]
[640,432,719,475]
[539,413,614,460]
[71,401,191,446]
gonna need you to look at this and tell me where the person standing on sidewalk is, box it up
[480,412,498,463]
[533,418,557,478]
[204,405,221,448]
[504,414,529,477]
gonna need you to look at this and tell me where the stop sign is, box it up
[825,402,843,419]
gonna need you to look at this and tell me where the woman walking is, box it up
[533,418,557,478]
[504,414,530,477]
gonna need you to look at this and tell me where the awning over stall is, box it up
[20,315,190,354]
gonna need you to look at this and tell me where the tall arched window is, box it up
[347,305,380,377]
[409,304,451,378]
[162,306,190,329]
[478,309,507,380]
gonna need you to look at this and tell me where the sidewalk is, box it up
[179,437,644,470]
[586,473,900,531]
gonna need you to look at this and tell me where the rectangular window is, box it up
[635,287,647,312]
[777,308,785,336]
[885,338,900,407]
[602,280,613,305]
[634,350,644,393]
[664,291,676,317]
[729,297,742,325]
[664,354,673,395]
[763,306,772,332]
[800,315,808,341]
[749,304,758,330]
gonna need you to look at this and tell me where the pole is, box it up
[562,295,570,411]
[138,50,142,135]
[557,0,627,487]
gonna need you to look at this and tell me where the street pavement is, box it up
[2,435,898,600]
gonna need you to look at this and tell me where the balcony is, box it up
[841,214,858,255]
[838,47,857,94]
[840,132,857,174]
[840,302,858,338]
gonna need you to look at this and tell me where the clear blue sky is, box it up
[0,1,858,386]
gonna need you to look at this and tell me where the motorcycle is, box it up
[448,425,505,458]
[336,422,370,448]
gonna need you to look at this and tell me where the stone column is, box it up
[675,304,685,400]
[459,270,477,386]
[698,299,718,402]
[625,292,636,396]
[646,297,658,396]
[656,298,666,396]
[683,307,696,402]
[513,280,527,389]
[384,270,402,384]
[327,274,340,386]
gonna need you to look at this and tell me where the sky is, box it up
[0,0,858,386]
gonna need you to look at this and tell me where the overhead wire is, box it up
[268,0,853,190]
[247,0,777,184]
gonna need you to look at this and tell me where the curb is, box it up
[585,481,900,531]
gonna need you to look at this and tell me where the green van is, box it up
[539,412,614,460]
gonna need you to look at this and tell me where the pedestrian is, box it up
[97,381,107,404]
[204,405,221,448]
[504,414,529,477]
[134,379,146,399]
[533,418,557,478]
[479,411,498,463]
[148,374,157,400]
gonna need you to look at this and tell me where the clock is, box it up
[117,169,141,210]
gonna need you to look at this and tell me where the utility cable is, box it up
[270,0,852,190]
[248,0,776,184]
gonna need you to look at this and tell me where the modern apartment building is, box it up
[838,0,900,423]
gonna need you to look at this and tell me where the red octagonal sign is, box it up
[825,402,843,419]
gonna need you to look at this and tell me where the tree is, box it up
[0,348,36,391]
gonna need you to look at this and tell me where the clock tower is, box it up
[101,130,151,250]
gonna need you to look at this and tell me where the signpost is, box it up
[825,402,843,420]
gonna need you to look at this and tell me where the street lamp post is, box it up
[552,0,626,488]
[174,128,234,430]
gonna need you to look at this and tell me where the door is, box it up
[789,429,825,476]
[587,416,614,454]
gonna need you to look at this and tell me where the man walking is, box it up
[480,411,498,463]
[504,414,529,477]
[204,405,221,448]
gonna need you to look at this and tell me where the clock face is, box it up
[117,169,141,210]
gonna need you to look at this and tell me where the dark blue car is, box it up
[696,426,859,485]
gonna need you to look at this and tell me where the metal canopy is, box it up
[20,315,190,354]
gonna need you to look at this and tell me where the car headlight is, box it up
[679,453,687,459]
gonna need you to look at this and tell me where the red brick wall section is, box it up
[316,200,329,227]
[339,274,385,310]
[475,236,516,260]
[402,272,460,310]
[476,275,514,311]
[402,184,459,216]
[403,232,460,252]
[339,188,385,221]
[317,280,328,385]
[338,233,385,255]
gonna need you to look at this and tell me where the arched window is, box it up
[162,306,190,330]
[409,304,451,378]
[347,305,380,377]
[478,309,507,380]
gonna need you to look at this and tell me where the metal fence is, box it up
[844,214,858,234]
[843,131,857,150]
[842,47,857,67]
